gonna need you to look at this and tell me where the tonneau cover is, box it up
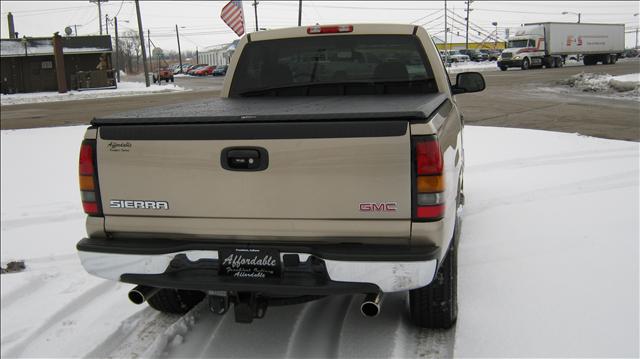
[92,93,448,125]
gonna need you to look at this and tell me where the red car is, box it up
[194,65,216,76]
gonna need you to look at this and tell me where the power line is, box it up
[411,9,442,24]
[114,0,126,18]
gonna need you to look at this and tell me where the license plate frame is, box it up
[219,248,281,280]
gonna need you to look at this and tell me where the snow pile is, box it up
[0,81,188,106]
[1,126,638,358]
[557,72,640,99]
[446,61,499,73]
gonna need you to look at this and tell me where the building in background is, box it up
[198,40,239,66]
[1,35,114,94]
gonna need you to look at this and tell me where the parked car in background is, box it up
[195,65,217,76]
[212,64,228,76]
[153,67,174,83]
[187,64,208,75]
[447,50,471,63]
[458,49,485,62]
[478,49,500,61]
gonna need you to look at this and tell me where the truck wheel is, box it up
[409,222,459,329]
[171,77,175,83]
[499,66,508,71]
[602,55,610,65]
[147,288,205,315]
[521,58,530,70]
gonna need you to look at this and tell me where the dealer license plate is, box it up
[219,248,281,279]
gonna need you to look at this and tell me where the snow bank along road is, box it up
[1,125,638,358]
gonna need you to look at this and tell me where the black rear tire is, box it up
[521,58,530,70]
[147,288,205,315]
[409,221,459,329]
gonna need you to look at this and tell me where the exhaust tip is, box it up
[360,301,380,317]
[128,290,145,305]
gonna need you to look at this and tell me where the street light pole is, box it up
[175,24,183,73]
[252,0,259,32]
[635,13,639,49]
[298,0,302,26]
[465,1,473,50]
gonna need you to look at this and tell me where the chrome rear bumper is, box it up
[77,249,437,293]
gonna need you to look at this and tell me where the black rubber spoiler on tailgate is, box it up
[91,93,448,126]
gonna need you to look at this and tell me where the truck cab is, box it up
[498,25,547,70]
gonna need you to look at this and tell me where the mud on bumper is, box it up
[77,238,440,295]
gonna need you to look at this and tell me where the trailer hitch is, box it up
[233,292,268,324]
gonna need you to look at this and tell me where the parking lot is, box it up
[1,59,639,141]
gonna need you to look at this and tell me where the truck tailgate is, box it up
[96,120,413,241]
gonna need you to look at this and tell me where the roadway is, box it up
[1,59,638,141]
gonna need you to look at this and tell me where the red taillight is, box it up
[413,136,445,221]
[79,144,94,175]
[416,140,443,175]
[82,201,99,215]
[79,140,102,216]
[416,205,444,219]
[307,25,353,34]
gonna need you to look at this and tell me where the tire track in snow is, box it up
[465,170,638,217]
[283,295,353,359]
[467,147,636,173]
[3,280,117,357]
[86,306,184,359]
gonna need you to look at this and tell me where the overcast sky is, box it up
[1,1,638,51]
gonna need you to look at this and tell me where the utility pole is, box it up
[175,25,183,73]
[252,0,259,32]
[465,1,472,50]
[52,33,68,93]
[134,0,149,87]
[105,14,109,35]
[89,0,107,35]
[7,12,16,39]
[444,0,448,53]
[492,22,498,50]
[115,17,120,82]
[298,0,302,26]
[196,47,199,64]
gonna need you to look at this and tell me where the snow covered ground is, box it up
[0,81,187,106]
[1,126,638,358]
[540,72,640,101]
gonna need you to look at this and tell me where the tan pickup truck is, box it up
[76,24,484,328]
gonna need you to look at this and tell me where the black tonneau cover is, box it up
[91,93,448,126]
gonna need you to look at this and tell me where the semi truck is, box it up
[498,22,625,70]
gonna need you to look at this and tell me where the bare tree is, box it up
[119,30,141,73]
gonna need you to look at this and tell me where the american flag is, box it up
[220,0,245,37]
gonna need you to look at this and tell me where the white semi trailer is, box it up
[497,22,625,70]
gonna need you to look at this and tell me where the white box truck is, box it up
[497,22,625,70]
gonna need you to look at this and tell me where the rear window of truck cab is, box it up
[229,35,437,97]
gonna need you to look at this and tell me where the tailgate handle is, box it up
[221,147,269,171]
